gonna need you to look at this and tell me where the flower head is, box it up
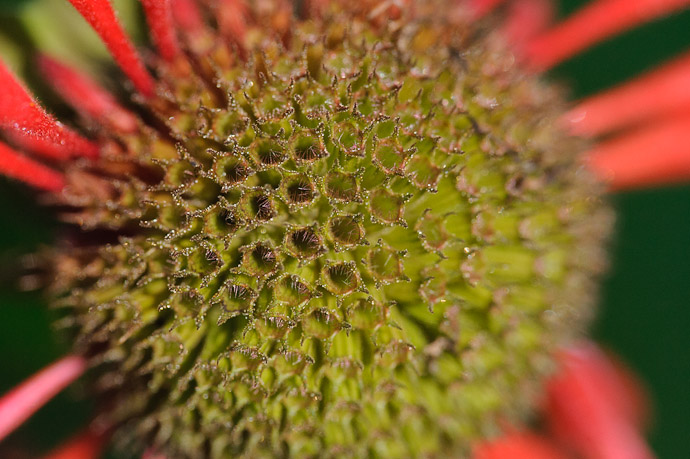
[0,0,688,457]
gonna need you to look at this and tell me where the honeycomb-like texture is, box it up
[51,1,610,457]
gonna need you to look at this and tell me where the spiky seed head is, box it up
[50,1,611,457]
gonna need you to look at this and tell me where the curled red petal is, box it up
[38,55,138,133]
[567,51,690,136]
[0,60,99,159]
[0,355,86,442]
[141,0,180,62]
[0,141,65,192]
[171,0,206,37]
[545,343,654,459]
[43,428,106,459]
[527,0,690,70]
[473,431,567,459]
[586,115,690,190]
[67,0,155,97]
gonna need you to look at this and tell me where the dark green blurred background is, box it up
[0,0,688,457]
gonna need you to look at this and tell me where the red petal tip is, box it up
[0,141,66,192]
[67,0,155,97]
[527,0,690,70]
[43,429,106,459]
[0,355,86,442]
[141,0,181,62]
[567,51,690,136]
[546,343,654,459]
[586,115,690,190]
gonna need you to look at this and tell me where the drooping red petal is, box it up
[38,55,138,133]
[0,61,99,159]
[502,0,554,54]
[43,429,106,459]
[527,0,690,70]
[171,0,206,37]
[586,115,690,190]
[472,431,567,459]
[67,0,155,97]
[0,355,86,441]
[545,343,653,459]
[0,141,65,192]
[567,51,690,136]
[141,0,180,62]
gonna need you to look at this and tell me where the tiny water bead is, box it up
[49,1,610,457]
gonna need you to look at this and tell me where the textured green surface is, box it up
[48,4,606,456]
[0,0,688,458]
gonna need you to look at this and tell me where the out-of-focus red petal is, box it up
[0,141,65,192]
[141,0,180,62]
[67,0,155,97]
[217,0,249,45]
[0,61,99,159]
[0,355,86,442]
[468,0,507,18]
[586,115,690,190]
[171,0,206,36]
[502,0,554,54]
[43,429,105,459]
[545,343,654,459]
[527,0,690,70]
[567,51,690,136]
[473,431,567,459]
[38,55,138,133]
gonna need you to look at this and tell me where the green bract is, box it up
[51,2,609,457]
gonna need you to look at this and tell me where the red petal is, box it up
[141,0,180,62]
[217,0,249,45]
[502,0,554,54]
[0,355,86,441]
[468,0,507,18]
[527,0,690,70]
[4,129,75,161]
[43,429,106,459]
[473,431,567,459]
[0,141,65,192]
[567,51,690,136]
[586,115,690,190]
[67,0,155,97]
[545,343,653,459]
[38,55,138,133]
[0,61,99,159]
[171,0,206,36]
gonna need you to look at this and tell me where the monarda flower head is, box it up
[0,0,688,457]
